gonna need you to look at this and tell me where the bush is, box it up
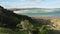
[17,20,53,34]
[0,20,53,34]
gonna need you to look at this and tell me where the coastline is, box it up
[31,17,60,30]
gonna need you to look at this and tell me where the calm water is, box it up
[19,13,60,18]
[15,9,60,18]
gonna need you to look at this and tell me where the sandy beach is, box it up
[32,17,60,30]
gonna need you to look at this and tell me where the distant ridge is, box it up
[8,8,60,11]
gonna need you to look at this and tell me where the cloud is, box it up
[26,0,44,2]
[0,0,60,8]
[0,2,27,8]
[46,1,60,8]
[0,1,42,8]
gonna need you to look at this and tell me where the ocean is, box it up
[19,13,60,18]
[14,9,60,18]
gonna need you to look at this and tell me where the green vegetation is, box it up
[0,20,53,34]
[0,6,53,34]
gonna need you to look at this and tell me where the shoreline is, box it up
[31,17,60,30]
[31,17,60,20]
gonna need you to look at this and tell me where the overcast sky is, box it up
[0,0,60,8]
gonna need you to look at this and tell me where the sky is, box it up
[0,0,60,8]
